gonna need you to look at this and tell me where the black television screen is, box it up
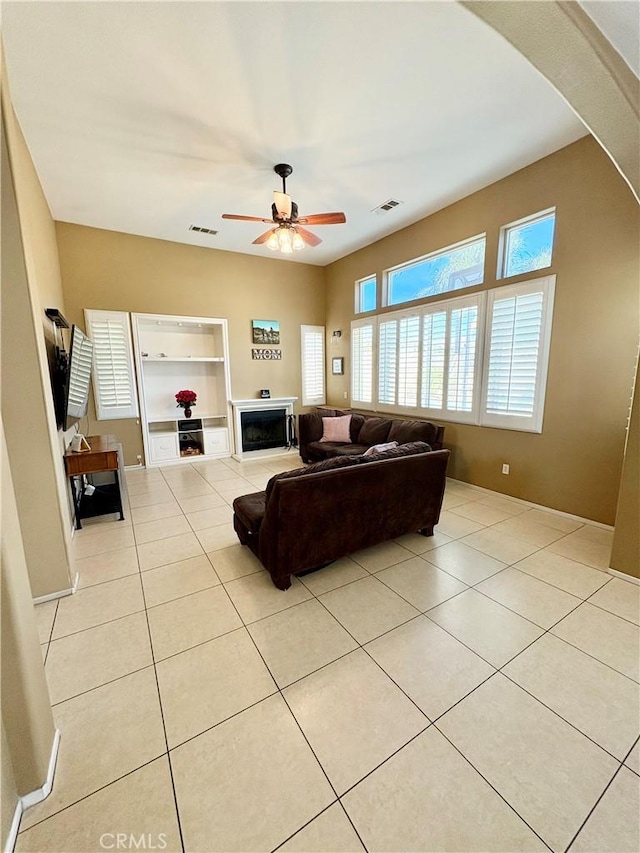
[64,325,94,429]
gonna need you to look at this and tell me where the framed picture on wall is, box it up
[332,357,344,375]
[252,320,280,345]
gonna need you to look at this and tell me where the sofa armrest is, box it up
[298,413,323,462]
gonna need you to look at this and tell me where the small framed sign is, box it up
[332,357,344,375]
[252,348,282,360]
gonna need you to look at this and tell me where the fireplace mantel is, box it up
[230,398,298,460]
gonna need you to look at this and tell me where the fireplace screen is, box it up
[241,409,287,452]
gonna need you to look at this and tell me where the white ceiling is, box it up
[3,1,589,266]
[579,0,640,76]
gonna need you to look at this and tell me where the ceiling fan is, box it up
[222,164,346,253]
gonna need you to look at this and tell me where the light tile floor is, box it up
[23,456,640,853]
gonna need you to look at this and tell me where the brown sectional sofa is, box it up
[299,409,445,463]
[233,442,450,590]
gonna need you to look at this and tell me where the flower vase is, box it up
[183,407,192,418]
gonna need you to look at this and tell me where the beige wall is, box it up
[56,224,326,465]
[610,366,639,578]
[325,137,639,525]
[1,53,74,598]
[1,422,56,822]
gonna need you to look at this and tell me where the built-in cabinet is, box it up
[132,313,233,466]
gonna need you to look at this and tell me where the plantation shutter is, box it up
[84,310,139,420]
[421,310,447,409]
[397,315,420,407]
[378,318,398,405]
[351,320,374,407]
[482,276,555,432]
[301,325,325,406]
[447,304,479,414]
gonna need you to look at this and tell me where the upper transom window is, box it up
[385,235,486,307]
[355,275,377,313]
[499,208,556,279]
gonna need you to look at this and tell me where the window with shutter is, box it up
[447,303,479,415]
[350,275,553,430]
[481,276,555,432]
[378,319,398,405]
[421,311,446,409]
[84,310,139,420]
[351,320,375,408]
[300,325,326,407]
[397,315,420,407]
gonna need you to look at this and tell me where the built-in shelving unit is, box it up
[132,313,233,466]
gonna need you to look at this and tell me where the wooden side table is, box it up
[64,434,125,530]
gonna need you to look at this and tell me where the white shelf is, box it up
[132,312,233,466]
[148,414,227,423]
[141,356,225,363]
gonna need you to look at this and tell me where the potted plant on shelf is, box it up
[175,389,197,418]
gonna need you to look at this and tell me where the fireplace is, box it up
[230,397,298,461]
[241,409,286,452]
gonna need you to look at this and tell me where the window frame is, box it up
[383,233,486,308]
[350,274,555,433]
[480,275,556,433]
[375,293,485,424]
[84,309,139,421]
[497,207,556,280]
[355,274,377,314]
[350,317,376,410]
[300,325,326,407]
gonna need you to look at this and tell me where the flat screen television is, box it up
[52,325,94,430]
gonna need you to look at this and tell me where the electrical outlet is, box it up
[136,455,142,465]
[502,463,510,475]
[343,391,348,400]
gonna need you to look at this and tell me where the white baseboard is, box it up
[608,567,640,586]
[7,729,62,848]
[33,572,78,605]
[20,729,61,812]
[446,477,615,531]
[4,800,22,853]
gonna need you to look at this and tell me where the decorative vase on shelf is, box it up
[175,389,197,420]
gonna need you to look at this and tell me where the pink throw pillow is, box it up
[319,415,352,443]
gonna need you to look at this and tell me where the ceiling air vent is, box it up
[372,198,403,216]
[189,225,218,235]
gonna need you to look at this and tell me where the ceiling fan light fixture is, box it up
[278,227,293,253]
[292,229,304,251]
[266,230,280,251]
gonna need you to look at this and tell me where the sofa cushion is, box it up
[320,414,352,443]
[265,454,362,502]
[233,491,267,533]
[358,417,392,445]
[388,419,438,446]
[350,414,365,442]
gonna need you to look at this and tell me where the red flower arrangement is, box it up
[175,389,197,409]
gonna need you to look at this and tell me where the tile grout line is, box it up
[137,467,188,853]
[54,469,628,849]
[190,562,372,853]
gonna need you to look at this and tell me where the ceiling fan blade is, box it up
[296,212,346,226]
[273,191,292,219]
[295,226,322,247]
[222,214,274,223]
[252,228,276,245]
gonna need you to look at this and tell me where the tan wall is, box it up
[1,724,19,851]
[325,137,639,524]
[1,50,74,597]
[610,365,640,577]
[56,224,326,465]
[1,421,56,807]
